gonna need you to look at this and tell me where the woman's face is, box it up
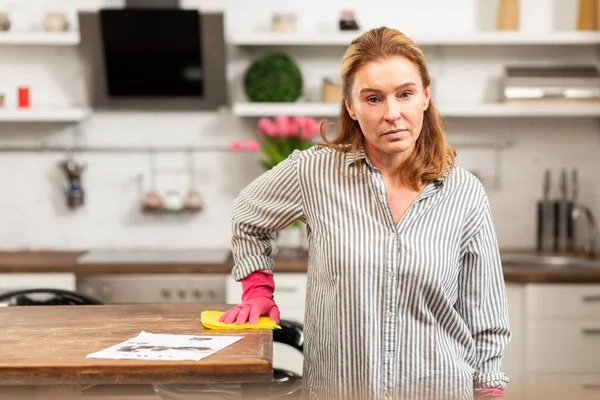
[345,56,430,160]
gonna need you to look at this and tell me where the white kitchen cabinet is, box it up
[520,283,600,399]
[524,374,600,400]
[0,273,75,294]
[496,282,600,399]
[526,284,600,318]
[526,319,600,373]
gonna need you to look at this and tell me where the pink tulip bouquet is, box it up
[256,116,321,170]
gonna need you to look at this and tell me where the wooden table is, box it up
[0,304,273,400]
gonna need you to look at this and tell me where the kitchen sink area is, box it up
[501,252,600,270]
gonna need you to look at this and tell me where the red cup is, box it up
[18,86,30,108]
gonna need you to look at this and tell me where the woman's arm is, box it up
[230,150,305,281]
[456,194,511,393]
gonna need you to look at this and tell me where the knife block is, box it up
[536,200,553,252]
[537,199,576,253]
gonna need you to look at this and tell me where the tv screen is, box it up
[99,9,204,98]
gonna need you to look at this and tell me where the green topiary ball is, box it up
[243,53,303,102]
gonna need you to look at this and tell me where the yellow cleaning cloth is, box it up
[201,310,281,330]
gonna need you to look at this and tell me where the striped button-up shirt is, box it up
[231,145,511,400]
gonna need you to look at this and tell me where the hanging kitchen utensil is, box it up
[142,149,164,212]
[0,12,10,31]
[184,150,203,212]
[163,190,184,211]
[59,153,86,209]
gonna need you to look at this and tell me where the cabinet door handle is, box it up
[582,294,600,302]
[276,286,299,293]
[582,383,600,390]
[581,327,600,335]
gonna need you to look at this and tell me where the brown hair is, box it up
[318,26,456,190]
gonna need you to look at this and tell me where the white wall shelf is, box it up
[233,102,339,117]
[0,32,80,46]
[232,102,600,118]
[229,31,600,46]
[0,108,89,122]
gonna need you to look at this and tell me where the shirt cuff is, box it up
[473,371,509,390]
[232,254,274,281]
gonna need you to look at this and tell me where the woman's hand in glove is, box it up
[219,270,280,325]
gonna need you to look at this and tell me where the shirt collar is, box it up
[345,145,371,168]
[420,177,445,199]
[346,146,448,189]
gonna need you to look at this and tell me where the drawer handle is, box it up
[582,383,600,390]
[276,286,299,293]
[582,294,600,302]
[581,327,600,335]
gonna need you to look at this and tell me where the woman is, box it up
[221,27,510,400]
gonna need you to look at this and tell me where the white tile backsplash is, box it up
[0,0,598,250]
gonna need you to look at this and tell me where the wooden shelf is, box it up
[229,31,600,46]
[0,31,80,45]
[0,108,89,122]
[232,102,600,118]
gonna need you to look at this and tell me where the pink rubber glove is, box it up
[474,388,504,399]
[219,270,280,325]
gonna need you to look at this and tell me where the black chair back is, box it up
[0,288,104,306]
[273,319,304,352]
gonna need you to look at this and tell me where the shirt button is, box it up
[388,271,395,278]
[386,351,392,359]
[387,311,394,319]
[384,391,391,398]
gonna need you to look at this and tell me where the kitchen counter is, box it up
[1,249,600,283]
[0,249,308,274]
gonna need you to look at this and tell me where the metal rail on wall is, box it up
[0,140,512,153]
[0,140,512,189]
[0,144,235,153]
